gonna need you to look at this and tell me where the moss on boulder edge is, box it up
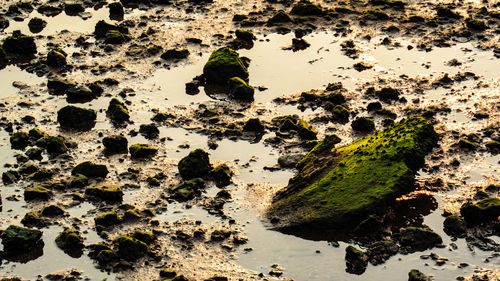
[267,116,438,231]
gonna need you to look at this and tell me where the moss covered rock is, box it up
[408,269,431,281]
[95,211,120,226]
[178,149,212,180]
[10,131,30,149]
[203,47,248,84]
[291,0,324,16]
[228,77,255,101]
[460,197,500,225]
[24,185,53,200]
[114,235,147,260]
[243,118,265,132]
[36,135,68,154]
[94,20,128,38]
[107,98,130,123]
[104,30,126,44]
[85,185,123,202]
[0,225,43,251]
[2,170,21,185]
[161,49,189,60]
[46,49,67,67]
[267,10,293,25]
[209,164,233,187]
[55,228,84,251]
[171,178,206,201]
[57,105,97,131]
[72,161,109,178]
[399,227,442,252]
[443,215,466,236]
[345,245,368,275]
[129,144,158,159]
[267,116,437,231]
[103,135,128,153]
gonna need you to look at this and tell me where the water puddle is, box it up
[0,65,44,99]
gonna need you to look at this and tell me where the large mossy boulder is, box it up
[129,144,158,159]
[24,185,52,200]
[267,116,438,231]
[178,149,212,180]
[0,225,43,251]
[114,235,147,261]
[203,47,248,84]
[55,228,84,252]
[57,105,97,131]
[107,98,130,123]
[291,0,324,16]
[460,197,500,225]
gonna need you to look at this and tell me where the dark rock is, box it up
[2,170,21,185]
[243,118,264,132]
[178,149,212,180]
[46,49,67,67]
[399,227,442,252]
[108,2,124,17]
[170,178,205,201]
[208,164,232,187]
[95,211,120,226]
[408,269,431,281]
[345,246,368,275]
[291,0,323,16]
[105,30,127,44]
[64,2,85,15]
[0,225,43,251]
[114,235,147,261]
[103,135,128,153]
[36,136,68,154]
[10,131,30,149]
[28,17,47,33]
[55,228,84,252]
[460,197,500,225]
[443,215,466,236]
[85,185,123,202]
[235,29,255,42]
[267,10,293,25]
[203,47,248,84]
[161,49,189,60]
[94,20,128,39]
[41,205,64,217]
[57,105,97,131]
[24,185,52,200]
[47,79,77,94]
[2,32,37,56]
[278,154,305,168]
[72,161,109,178]
[351,117,375,132]
[139,123,160,139]
[107,98,130,123]
[228,77,254,101]
[129,144,158,159]
[367,240,399,265]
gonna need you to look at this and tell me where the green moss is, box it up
[291,0,324,16]
[114,235,148,260]
[203,47,248,84]
[132,230,155,244]
[178,149,212,180]
[460,197,500,224]
[36,135,68,154]
[95,211,120,226]
[55,228,84,251]
[107,98,130,123]
[228,77,255,101]
[85,185,123,202]
[363,9,389,20]
[21,211,48,227]
[129,144,158,159]
[268,116,437,229]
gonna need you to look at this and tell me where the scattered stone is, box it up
[209,164,232,187]
[351,117,375,132]
[178,149,212,180]
[460,197,500,225]
[41,205,65,217]
[85,185,123,202]
[55,228,84,252]
[72,161,109,178]
[243,118,264,132]
[267,10,293,25]
[171,178,205,201]
[443,215,466,237]
[161,49,189,60]
[203,47,248,84]
[139,123,160,139]
[399,227,443,252]
[57,105,97,131]
[95,211,120,226]
[228,77,254,101]
[103,135,128,153]
[114,235,147,261]
[24,185,53,200]
[345,245,368,275]
[0,225,43,251]
[107,98,130,123]
[129,144,158,159]
[46,49,67,67]
[2,32,37,56]
[408,269,431,281]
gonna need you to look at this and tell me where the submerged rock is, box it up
[72,161,109,178]
[57,105,97,131]
[203,47,248,84]
[267,116,438,231]
[178,149,212,180]
[0,225,43,251]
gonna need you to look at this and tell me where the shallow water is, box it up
[0,1,499,280]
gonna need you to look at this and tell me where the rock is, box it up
[209,164,232,187]
[114,235,147,261]
[485,140,500,153]
[376,87,400,102]
[267,10,293,25]
[408,269,431,281]
[41,205,64,217]
[466,19,487,31]
[178,149,212,180]
[436,7,461,19]
[399,227,442,252]
[160,268,177,279]
[94,20,128,39]
[95,211,120,226]
[291,38,310,51]
[10,131,30,149]
[161,49,189,60]
[171,178,205,201]
[366,240,399,265]
[351,117,375,132]
[107,98,130,123]
[278,154,305,168]
[243,118,264,132]
[132,230,155,244]
[235,29,255,42]
[66,86,96,103]
[129,144,158,159]
[72,161,108,178]
[21,211,49,227]
[297,119,317,140]
[139,123,160,139]
[291,0,323,16]
[57,105,97,131]
[46,49,67,67]
[203,47,248,84]
[108,2,124,17]
[36,136,68,154]
[103,135,128,153]
[104,30,126,44]
[26,147,43,160]
[364,8,389,20]
[47,79,77,94]
[2,32,37,56]
[0,225,43,251]
[228,77,254,101]
[460,197,500,225]
[55,228,84,252]
[24,185,52,200]
[85,185,123,202]
[0,46,6,64]
[443,215,466,236]
[28,17,47,33]
[345,246,368,275]
[2,170,21,185]
[64,2,85,15]
[267,116,438,231]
